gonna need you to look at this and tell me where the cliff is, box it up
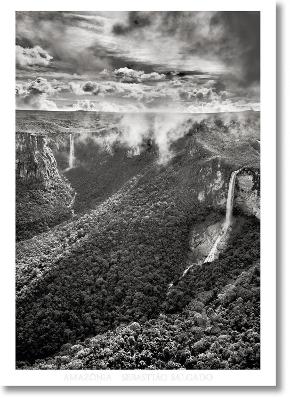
[236,168,260,219]
[16,133,60,185]
[16,132,75,241]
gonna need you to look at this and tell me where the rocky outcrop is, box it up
[16,133,59,186]
[16,132,75,241]
[191,157,230,209]
[189,218,224,263]
[235,169,260,219]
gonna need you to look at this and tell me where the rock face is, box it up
[193,156,260,219]
[235,169,260,219]
[16,133,59,185]
[191,157,230,210]
[16,132,75,241]
[189,218,224,264]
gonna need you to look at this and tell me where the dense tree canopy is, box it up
[16,117,260,369]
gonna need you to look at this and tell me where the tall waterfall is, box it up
[204,169,240,263]
[69,133,75,169]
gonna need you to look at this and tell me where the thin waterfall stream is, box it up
[69,133,75,169]
[167,169,241,296]
[203,169,241,263]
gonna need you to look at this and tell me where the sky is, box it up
[15,11,260,113]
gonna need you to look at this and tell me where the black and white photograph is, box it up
[8,2,277,387]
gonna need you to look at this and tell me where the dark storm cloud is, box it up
[112,11,191,37]
[16,11,108,74]
[112,11,260,86]
[85,43,144,73]
[210,12,260,84]
[16,11,159,76]
[86,42,163,74]
[112,11,152,35]
[15,37,34,48]
[16,12,66,46]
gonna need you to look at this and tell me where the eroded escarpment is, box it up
[16,132,75,241]
[16,133,59,185]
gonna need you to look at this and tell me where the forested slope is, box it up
[16,117,260,369]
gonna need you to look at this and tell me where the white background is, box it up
[0,0,289,397]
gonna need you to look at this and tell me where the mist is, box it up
[72,111,257,165]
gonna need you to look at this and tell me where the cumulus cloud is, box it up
[15,74,258,112]
[69,79,171,105]
[178,85,227,103]
[16,77,58,110]
[70,80,123,96]
[73,99,144,113]
[113,67,166,83]
[16,45,53,67]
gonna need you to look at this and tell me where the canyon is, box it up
[15,110,260,369]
